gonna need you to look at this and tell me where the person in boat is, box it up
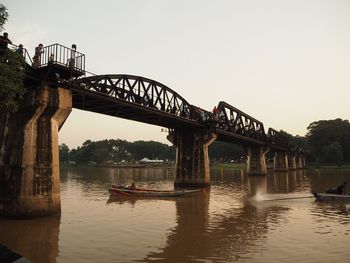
[336,182,346,195]
[325,182,346,195]
[129,183,136,190]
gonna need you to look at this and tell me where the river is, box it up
[0,167,350,262]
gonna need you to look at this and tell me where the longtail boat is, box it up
[312,192,350,202]
[108,185,203,197]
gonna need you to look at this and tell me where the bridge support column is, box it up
[302,157,306,168]
[168,128,217,188]
[296,156,304,169]
[274,152,289,172]
[247,146,268,176]
[288,154,297,170]
[0,85,72,217]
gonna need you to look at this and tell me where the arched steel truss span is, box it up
[215,101,288,150]
[266,128,289,151]
[70,74,202,129]
[69,75,288,151]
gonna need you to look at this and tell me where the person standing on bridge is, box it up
[213,106,219,121]
[0,32,12,56]
[68,44,77,69]
[32,43,43,68]
[15,44,24,56]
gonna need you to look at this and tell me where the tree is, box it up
[0,4,8,31]
[59,143,70,163]
[307,119,350,163]
[67,139,175,164]
[209,141,243,162]
[0,4,25,113]
[128,140,174,161]
[278,130,309,152]
[321,141,343,166]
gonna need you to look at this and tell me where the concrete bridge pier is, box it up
[302,157,306,168]
[288,154,297,170]
[167,128,217,188]
[296,156,305,169]
[247,146,268,176]
[274,151,289,172]
[0,85,72,218]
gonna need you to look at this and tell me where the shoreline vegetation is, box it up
[307,164,350,170]
[61,162,350,171]
[59,119,350,168]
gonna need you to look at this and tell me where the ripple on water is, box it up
[2,168,350,262]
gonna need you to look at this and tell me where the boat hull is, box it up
[108,186,202,198]
[312,192,350,202]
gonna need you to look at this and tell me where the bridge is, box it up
[0,43,306,217]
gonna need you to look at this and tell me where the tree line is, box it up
[281,118,350,166]
[60,118,350,166]
[59,139,244,164]
[1,5,349,166]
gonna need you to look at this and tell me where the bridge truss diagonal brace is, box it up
[167,128,217,188]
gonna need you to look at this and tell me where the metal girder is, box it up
[71,74,201,122]
[214,101,288,150]
[68,75,289,151]
[69,76,202,129]
[266,128,289,150]
[216,101,266,141]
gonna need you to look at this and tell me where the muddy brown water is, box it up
[1,167,350,262]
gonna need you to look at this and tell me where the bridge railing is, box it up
[36,43,85,72]
[84,70,96,78]
[8,43,33,65]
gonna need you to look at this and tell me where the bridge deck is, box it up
[19,41,289,151]
[71,87,202,129]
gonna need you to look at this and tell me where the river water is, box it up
[1,167,350,263]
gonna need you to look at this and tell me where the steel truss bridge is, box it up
[20,43,288,151]
[70,74,288,151]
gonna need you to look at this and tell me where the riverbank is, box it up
[211,163,246,169]
[307,164,350,170]
[61,162,350,171]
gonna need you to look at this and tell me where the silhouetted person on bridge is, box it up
[213,106,219,121]
[0,32,12,56]
[33,43,43,68]
[15,44,24,56]
[68,44,77,69]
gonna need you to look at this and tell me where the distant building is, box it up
[139,157,164,164]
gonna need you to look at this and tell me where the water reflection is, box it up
[143,187,289,262]
[1,167,350,262]
[0,215,60,263]
[62,166,175,187]
[107,195,179,207]
[247,175,267,196]
[308,169,350,193]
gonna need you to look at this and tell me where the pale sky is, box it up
[3,0,350,149]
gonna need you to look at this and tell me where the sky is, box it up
[2,0,350,149]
